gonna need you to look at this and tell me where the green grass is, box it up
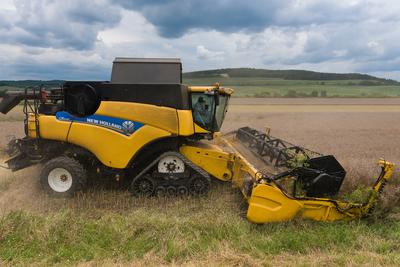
[0,184,399,266]
[183,77,400,97]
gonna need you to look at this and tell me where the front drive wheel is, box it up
[40,156,87,197]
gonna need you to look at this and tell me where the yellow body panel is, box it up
[246,184,351,223]
[180,144,233,181]
[68,123,171,168]
[27,113,38,138]
[28,114,71,141]
[300,201,357,221]
[177,110,195,136]
[188,85,234,95]
[96,102,180,134]
[247,184,303,223]
[97,102,208,136]
[194,123,209,134]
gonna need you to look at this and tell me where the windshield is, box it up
[215,94,229,130]
[191,92,229,132]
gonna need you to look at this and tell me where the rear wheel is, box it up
[40,156,87,197]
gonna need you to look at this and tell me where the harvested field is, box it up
[0,122,23,147]
[0,98,399,266]
[224,107,400,186]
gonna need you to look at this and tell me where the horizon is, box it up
[0,67,397,82]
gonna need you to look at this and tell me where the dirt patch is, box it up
[0,164,45,214]
[0,122,24,147]
[0,105,24,122]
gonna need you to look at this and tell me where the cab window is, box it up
[191,93,215,131]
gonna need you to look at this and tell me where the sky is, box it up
[0,0,400,80]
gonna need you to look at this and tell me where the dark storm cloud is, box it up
[66,3,121,25]
[2,57,110,80]
[114,0,283,37]
[3,0,122,50]
[113,0,364,38]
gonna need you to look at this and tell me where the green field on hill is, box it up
[2,68,400,98]
[183,77,400,98]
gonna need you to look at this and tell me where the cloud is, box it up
[114,0,283,37]
[113,0,373,38]
[196,45,224,60]
[0,43,111,80]
[1,0,122,50]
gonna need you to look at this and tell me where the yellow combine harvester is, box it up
[0,58,394,223]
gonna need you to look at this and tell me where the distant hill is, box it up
[0,80,64,89]
[183,68,399,85]
[0,68,398,90]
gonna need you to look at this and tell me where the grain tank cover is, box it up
[111,58,182,84]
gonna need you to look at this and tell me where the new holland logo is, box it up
[122,121,135,134]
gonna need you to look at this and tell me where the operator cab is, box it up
[190,88,230,132]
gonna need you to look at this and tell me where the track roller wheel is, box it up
[131,175,155,197]
[167,186,177,196]
[188,174,210,195]
[177,186,188,196]
[155,186,166,197]
[40,156,87,197]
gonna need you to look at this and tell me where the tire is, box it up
[40,156,87,197]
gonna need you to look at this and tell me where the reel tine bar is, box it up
[236,127,320,168]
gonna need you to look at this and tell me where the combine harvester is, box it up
[0,58,394,223]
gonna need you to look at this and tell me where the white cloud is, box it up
[98,10,157,46]
[196,45,225,60]
[367,41,384,56]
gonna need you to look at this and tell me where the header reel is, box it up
[235,127,346,198]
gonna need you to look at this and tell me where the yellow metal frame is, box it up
[247,159,393,223]
[188,84,234,95]
[180,141,394,223]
